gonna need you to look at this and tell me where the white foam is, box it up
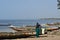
[9,25,16,27]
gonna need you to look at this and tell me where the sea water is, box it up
[0,19,60,32]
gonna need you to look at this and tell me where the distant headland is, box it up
[40,18,60,20]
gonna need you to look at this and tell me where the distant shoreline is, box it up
[40,18,60,20]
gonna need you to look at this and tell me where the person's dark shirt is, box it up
[36,23,40,28]
[36,22,42,28]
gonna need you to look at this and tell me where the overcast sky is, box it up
[0,0,59,19]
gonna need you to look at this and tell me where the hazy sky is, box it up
[0,0,59,19]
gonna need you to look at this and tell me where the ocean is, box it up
[0,19,60,32]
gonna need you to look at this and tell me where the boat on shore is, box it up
[41,22,60,31]
[9,22,60,32]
